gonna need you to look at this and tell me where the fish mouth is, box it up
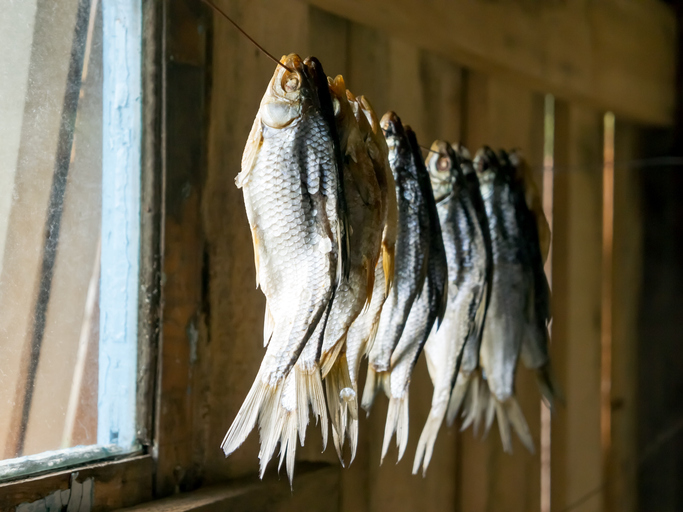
[380,111,404,137]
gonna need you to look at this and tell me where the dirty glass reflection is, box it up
[0,0,141,477]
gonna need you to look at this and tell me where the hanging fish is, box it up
[380,128,448,464]
[361,112,431,414]
[413,141,491,475]
[457,147,534,453]
[221,54,349,482]
[317,76,384,464]
[501,150,559,409]
[344,93,398,390]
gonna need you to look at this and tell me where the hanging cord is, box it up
[199,0,294,72]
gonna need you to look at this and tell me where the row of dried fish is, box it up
[221,54,559,483]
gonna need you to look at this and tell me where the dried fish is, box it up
[381,128,448,464]
[221,54,348,482]
[362,113,431,414]
[414,141,491,475]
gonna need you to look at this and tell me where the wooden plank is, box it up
[550,102,604,512]
[458,71,545,512]
[0,455,153,511]
[154,0,209,496]
[117,464,339,512]
[303,0,675,126]
[604,121,641,512]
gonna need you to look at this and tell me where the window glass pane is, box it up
[0,0,141,480]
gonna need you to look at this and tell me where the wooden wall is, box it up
[153,0,665,510]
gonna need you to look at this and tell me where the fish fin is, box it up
[364,314,382,357]
[361,366,389,413]
[381,393,409,464]
[446,375,470,427]
[221,371,281,460]
[364,255,376,310]
[275,409,298,487]
[324,354,358,464]
[460,373,481,433]
[296,367,328,450]
[413,401,447,476]
[251,226,261,289]
[320,334,347,379]
[236,115,262,188]
[536,362,564,410]
[382,242,396,295]
[493,399,513,454]
[263,302,274,348]
[484,394,496,435]
[506,397,535,454]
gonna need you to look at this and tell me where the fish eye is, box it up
[437,156,450,171]
[282,72,300,93]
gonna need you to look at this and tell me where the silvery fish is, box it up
[468,147,534,453]
[414,141,491,475]
[345,93,397,394]
[221,54,348,483]
[381,129,448,464]
[317,76,383,464]
[502,150,559,409]
[362,112,430,413]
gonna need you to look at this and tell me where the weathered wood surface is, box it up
[605,121,642,512]
[154,0,210,496]
[0,455,153,511]
[117,464,339,512]
[304,0,675,126]
[551,102,604,512]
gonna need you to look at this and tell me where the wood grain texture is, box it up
[458,71,545,512]
[303,0,675,126]
[117,464,339,512]
[0,455,153,511]
[155,0,209,496]
[551,102,604,512]
[606,122,642,512]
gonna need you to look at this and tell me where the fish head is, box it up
[327,75,357,146]
[380,111,407,154]
[425,140,457,200]
[473,146,500,181]
[260,53,312,129]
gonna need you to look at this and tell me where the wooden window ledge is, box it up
[117,463,340,512]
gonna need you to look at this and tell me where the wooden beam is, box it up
[303,0,675,126]
[551,102,604,512]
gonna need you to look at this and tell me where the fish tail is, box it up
[536,362,563,410]
[446,375,470,427]
[221,371,281,460]
[491,396,534,454]
[382,244,395,296]
[324,355,358,465]
[295,367,328,450]
[381,393,410,464]
[361,366,390,413]
[276,410,298,488]
[413,401,447,476]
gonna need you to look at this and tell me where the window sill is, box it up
[116,463,340,512]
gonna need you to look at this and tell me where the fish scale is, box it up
[362,114,430,415]
[413,142,491,475]
[222,54,344,483]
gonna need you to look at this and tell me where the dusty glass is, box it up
[0,0,142,480]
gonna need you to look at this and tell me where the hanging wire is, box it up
[200,0,293,72]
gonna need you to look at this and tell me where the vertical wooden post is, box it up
[605,121,642,512]
[550,102,604,512]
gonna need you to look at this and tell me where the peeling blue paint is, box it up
[98,0,141,449]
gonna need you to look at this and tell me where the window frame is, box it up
[0,0,168,507]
